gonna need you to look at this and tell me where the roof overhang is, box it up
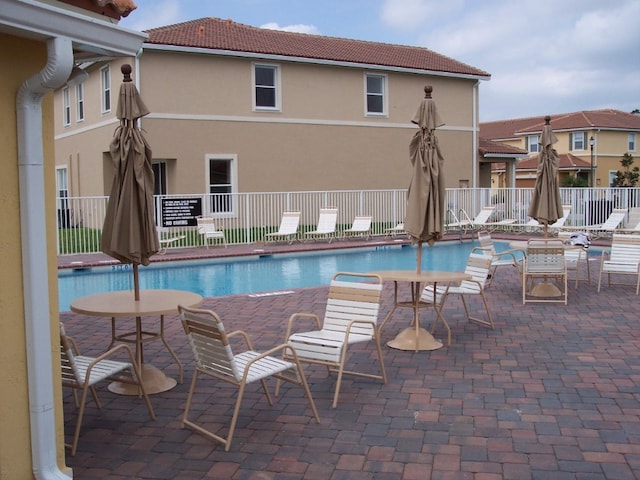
[0,0,147,62]
[142,43,492,81]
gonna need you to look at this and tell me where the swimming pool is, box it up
[58,241,519,311]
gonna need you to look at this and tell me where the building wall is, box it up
[0,33,68,479]
[55,50,480,197]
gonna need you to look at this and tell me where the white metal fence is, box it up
[56,187,640,255]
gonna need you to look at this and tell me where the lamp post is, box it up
[589,136,595,188]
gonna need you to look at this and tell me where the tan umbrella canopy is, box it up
[101,64,159,300]
[405,85,445,272]
[527,115,563,237]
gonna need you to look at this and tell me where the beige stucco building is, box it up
[54,17,491,207]
[0,0,145,477]
[482,111,640,188]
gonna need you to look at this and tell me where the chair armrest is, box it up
[285,313,322,340]
[228,330,254,350]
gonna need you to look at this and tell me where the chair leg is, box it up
[181,370,200,429]
[225,381,248,451]
[69,385,91,456]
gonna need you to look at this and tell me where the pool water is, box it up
[59,241,519,311]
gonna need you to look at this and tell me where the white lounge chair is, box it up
[304,207,338,243]
[157,227,186,255]
[558,208,627,238]
[385,222,406,237]
[597,233,640,295]
[343,215,372,240]
[514,205,571,233]
[446,206,515,233]
[197,216,226,248]
[265,211,300,244]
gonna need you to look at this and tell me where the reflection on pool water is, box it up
[59,241,520,311]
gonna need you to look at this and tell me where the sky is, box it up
[120,0,640,122]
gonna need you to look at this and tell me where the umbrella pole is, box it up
[133,263,140,301]
[416,241,422,274]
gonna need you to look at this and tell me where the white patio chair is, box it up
[522,238,568,304]
[196,216,226,248]
[343,215,372,240]
[597,233,640,295]
[476,229,525,286]
[265,211,300,244]
[178,305,320,451]
[304,207,338,243]
[60,323,155,456]
[557,231,590,287]
[280,272,386,408]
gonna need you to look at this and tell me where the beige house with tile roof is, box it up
[54,17,491,204]
[482,110,640,188]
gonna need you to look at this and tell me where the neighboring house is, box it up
[54,17,491,213]
[0,0,145,478]
[491,153,592,188]
[482,110,640,188]
[478,138,528,188]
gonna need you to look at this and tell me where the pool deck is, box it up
[58,232,640,479]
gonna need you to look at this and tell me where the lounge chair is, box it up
[420,251,494,346]
[385,222,406,237]
[476,230,525,286]
[280,272,386,408]
[558,208,627,238]
[304,207,338,243]
[597,233,640,295]
[60,323,155,456]
[157,227,186,255]
[522,238,568,304]
[196,216,226,248]
[343,215,372,240]
[178,305,320,451]
[514,205,571,233]
[265,211,300,244]
[446,206,515,233]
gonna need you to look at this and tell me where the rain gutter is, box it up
[17,36,74,480]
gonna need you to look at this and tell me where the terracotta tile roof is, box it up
[479,138,527,157]
[491,153,591,172]
[481,110,640,140]
[57,0,137,20]
[144,17,490,78]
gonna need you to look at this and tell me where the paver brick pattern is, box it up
[60,240,640,479]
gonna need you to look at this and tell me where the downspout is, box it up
[17,36,74,480]
[472,80,479,188]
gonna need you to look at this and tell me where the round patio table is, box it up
[371,270,471,351]
[70,289,203,395]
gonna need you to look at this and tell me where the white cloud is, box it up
[260,22,319,35]
[380,0,464,30]
[120,0,187,31]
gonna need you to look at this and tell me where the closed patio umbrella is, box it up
[388,86,445,351]
[528,116,563,237]
[405,85,445,271]
[101,64,159,300]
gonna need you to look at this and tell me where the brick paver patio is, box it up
[59,237,640,479]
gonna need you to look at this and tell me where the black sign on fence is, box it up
[161,198,202,227]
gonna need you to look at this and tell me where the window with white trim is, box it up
[569,131,586,151]
[76,82,84,122]
[526,135,539,153]
[253,64,279,110]
[629,133,636,152]
[207,154,237,215]
[62,87,70,126]
[100,66,111,113]
[365,73,387,115]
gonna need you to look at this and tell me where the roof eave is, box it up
[142,43,491,81]
[0,0,147,60]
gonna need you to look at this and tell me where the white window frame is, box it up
[252,63,280,111]
[205,154,238,217]
[570,131,586,151]
[62,87,70,126]
[100,65,111,114]
[76,82,84,122]
[629,133,636,152]
[526,135,539,153]
[364,73,388,116]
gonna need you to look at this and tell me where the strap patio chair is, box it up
[597,233,640,295]
[522,238,568,304]
[178,305,320,451]
[265,211,301,244]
